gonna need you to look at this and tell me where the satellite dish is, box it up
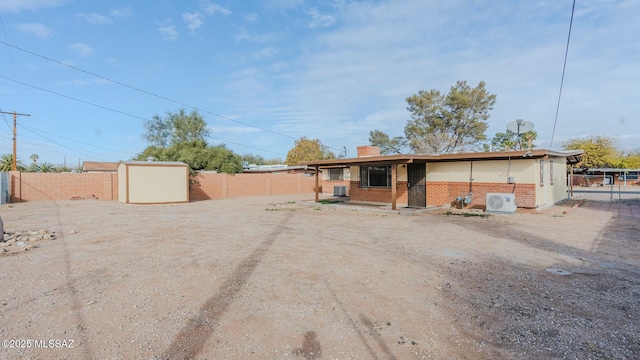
[506,119,534,134]
[506,120,535,150]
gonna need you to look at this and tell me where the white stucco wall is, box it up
[118,162,189,204]
[426,159,536,183]
[117,162,127,203]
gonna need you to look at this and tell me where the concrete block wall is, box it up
[10,172,117,202]
[8,171,316,203]
[189,172,317,201]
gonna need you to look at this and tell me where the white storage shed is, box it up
[117,161,189,204]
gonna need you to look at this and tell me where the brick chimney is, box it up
[357,146,381,158]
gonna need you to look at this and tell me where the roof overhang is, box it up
[300,149,585,167]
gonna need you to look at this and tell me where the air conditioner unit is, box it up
[333,186,347,197]
[485,193,517,213]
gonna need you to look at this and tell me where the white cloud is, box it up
[110,7,132,18]
[234,28,281,43]
[68,43,94,57]
[158,24,178,41]
[0,0,64,12]
[182,12,204,32]
[16,23,54,39]
[77,12,112,24]
[306,8,336,28]
[200,1,231,16]
[265,0,303,11]
[244,13,259,22]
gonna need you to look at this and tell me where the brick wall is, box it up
[426,181,536,209]
[356,146,381,157]
[349,181,408,204]
[9,172,117,202]
[189,172,317,201]
[348,179,536,209]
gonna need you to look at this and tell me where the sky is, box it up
[0,0,638,166]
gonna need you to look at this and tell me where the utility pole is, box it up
[1,111,31,171]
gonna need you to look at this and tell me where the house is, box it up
[243,164,315,175]
[301,146,584,211]
[82,161,119,173]
[571,168,640,187]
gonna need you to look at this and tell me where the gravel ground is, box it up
[0,195,638,359]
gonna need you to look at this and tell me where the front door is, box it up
[407,164,426,207]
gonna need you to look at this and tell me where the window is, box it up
[540,159,544,186]
[360,165,391,188]
[550,160,554,185]
[328,168,343,181]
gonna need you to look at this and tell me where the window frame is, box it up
[328,168,343,181]
[359,165,392,188]
[540,159,545,187]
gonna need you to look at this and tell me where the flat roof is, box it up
[119,161,189,166]
[300,149,584,167]
[82,161,119,172]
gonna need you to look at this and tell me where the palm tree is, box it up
[0,153,25,171]
[36,162,56,173]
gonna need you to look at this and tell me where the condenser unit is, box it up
[333,186,347,197]
[485,193,517,213]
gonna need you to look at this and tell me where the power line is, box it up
[549,0,575,149]
[19,123,137,156]
[0,75,306,158]
[0,109,12,132]
[18,124,110,161]
[0,75,303,159]
[0,40,347,156]
[0,75,152,123]
[0,40,301,141]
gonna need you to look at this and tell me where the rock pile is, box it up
[0,230,57,254]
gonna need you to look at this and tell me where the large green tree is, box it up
[490,128,538,151]
[135,140,242,173]
[404,80,496,153]
[142,108,210,147]
[285,137,335,165]
[616,151,640,169]
[138,109,242,173]
[368,130,407,155]
[563,136,617,168]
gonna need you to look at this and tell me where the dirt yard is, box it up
[1,195,638,359]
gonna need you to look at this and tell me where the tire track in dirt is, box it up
[159,213,291,360]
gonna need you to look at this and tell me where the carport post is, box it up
[315,165,319,203]
[391,163,397,210]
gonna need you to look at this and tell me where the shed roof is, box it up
[118,161,189,167]
[300,149,584,167]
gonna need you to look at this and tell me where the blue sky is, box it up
[0,0,638,166]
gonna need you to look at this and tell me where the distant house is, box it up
[82,161,119,173]
[572,168,640,186]
[302,146,584,211]
[243,164,315,175]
